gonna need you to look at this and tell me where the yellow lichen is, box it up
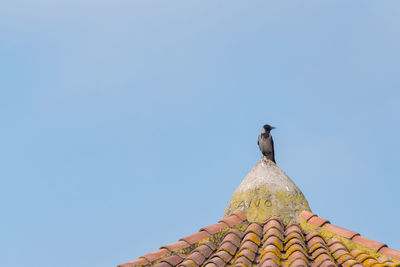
[298,218,400,265]
[224,186,311,225]
[248,233,261,246]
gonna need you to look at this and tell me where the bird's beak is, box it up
[271,126,276,129]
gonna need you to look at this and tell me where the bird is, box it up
[258,124,276,163]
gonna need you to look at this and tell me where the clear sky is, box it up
[1,1,400,267]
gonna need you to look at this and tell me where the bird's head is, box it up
[261,124,276,134]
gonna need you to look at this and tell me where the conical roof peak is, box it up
[223,157,311,224]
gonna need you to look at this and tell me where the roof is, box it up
[118,210,400,267]
[119,157,400,267]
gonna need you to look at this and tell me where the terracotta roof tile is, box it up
[263,220,284,234]
[232,226,262,266]
[118,258,149,267]
[234,256,252,266]
[243,235,261,250]
[307,237,325,250]
[201,241,217,251]
[230,210,247,222]
[192,242,215,258]
[219,241,237,256]
[351,235,387,251]
[318,260,336,267]
[342,260,363,267]
[380,247,400,260]
[264,216,284,228]
[323,224,359,240]
[308,216,330,227]
[259,258,278,267]
[299,212,400,262]
[219,215,243,228]
[223,229,243,243]
[299,210,317,221]
[204,255,225,266]
[140,249,169,263]
[236,248,255,260]
[119,213,400,267]
[328,242,351,263]
[152,263,171,267]
[186,251,206,265]
[239,242,258,255]
[161,241,190,252]
[199,222,227,235]
[179,231,209,245]
[287,251,309,266]
[160,255,185,266]
[350,249,383,265]
[305,231,323,242]
[259,245,280,261]
[244,223,262,236]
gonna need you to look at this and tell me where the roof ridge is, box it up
[118,212,247,267]
[299,210,400,260]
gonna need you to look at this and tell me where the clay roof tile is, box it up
[379,247,400,260]
[179,231,210,245]
[351,235,387,252]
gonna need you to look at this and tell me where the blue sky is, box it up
[1,1,400,267]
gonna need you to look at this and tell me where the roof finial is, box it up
[223,157,311,225]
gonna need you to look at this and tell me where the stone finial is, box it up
[223,157,311,225]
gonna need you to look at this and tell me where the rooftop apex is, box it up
[223,157,311,224]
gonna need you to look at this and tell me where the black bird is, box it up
[258,124,276,163]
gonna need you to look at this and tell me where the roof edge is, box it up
[118,211,248,267]
[299,210,400,261]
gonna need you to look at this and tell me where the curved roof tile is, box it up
[118,211,400,266]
